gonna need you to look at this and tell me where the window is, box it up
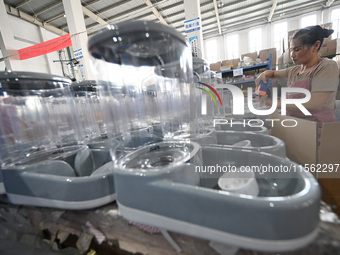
[331,8,340,39]
[249,28,262,52]
[273,22,287,54]
[205,39,218,63]
[226,34,239,59]
[300,14,316,28]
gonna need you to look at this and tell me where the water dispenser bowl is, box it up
[116,141,201,171]
[1,145,116,209]
[113,146,320,252]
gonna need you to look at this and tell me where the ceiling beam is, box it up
[202,0,326,38]
[86,7,153,30]
[59,0,134,30]
[34,0,100,17]
[213,0,222,34]
[268,0,279,22]
[272,0,326,20]
[88,4,145,25]
[89,0,132,15]
[142,0,167,25]
[5,3,66,35]
[44,13,65,24]
[34,1,62,16]
[15,0,30,8]
[82,0,102,6]
[325,0,335,7]
[174,1,272,31]
[82,6,108,26]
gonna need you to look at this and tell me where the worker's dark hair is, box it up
[292,25,334,51]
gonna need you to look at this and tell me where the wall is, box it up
[0,50,4,71]
[204,6,340,64]
[0,14,65,76]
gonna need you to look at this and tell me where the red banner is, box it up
[18,33,72,60]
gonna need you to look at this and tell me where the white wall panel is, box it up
[5,15,65,76]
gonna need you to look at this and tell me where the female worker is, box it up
[256,25,339,141]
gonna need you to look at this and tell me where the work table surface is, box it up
[0,197,339,255]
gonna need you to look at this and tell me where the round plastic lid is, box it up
[88,20,188,66]
[71,80,97,92]
[193,57,209,73]
[0,71,71,91]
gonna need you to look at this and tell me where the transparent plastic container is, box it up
[193,57,215,128]
[70,80,104,141]
[88,20,197,139]
[0,71,81,165]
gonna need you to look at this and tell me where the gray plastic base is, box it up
[114,145,320,252]
[213,130,286,158]
[2,146,115,210]
[0,181,4,195]
[118,202,319,252]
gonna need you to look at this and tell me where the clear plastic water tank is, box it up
[70,80,104,141]
[193,57,215,128]
[88,20,197,139]
[0,71,81,165]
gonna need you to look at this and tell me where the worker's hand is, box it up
[255,71,268,87]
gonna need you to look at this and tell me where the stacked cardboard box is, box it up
[319,39,337,58]
[259,48,276,65]
[221,58,240,69]
[240,52,258,62]
[271,113,340,216]
[259,48,276,71]
[281,23,335,66]
[210,62,222,72]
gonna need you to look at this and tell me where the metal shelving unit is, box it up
[216,54,272,88]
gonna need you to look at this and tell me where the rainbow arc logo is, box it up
[196,82,222,106]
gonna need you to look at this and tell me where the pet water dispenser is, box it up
[0,72,116,209]
[88,20,320,252]
[114,144,320,252]
[88,20,197,140]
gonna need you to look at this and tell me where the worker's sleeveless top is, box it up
[286,58,336,142]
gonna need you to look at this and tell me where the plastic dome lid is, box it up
[71,80,97,92]
[193,57,209,73]
[0,71,71,91]
[88,20,188,66]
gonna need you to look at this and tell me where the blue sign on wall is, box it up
[184,17,201,34]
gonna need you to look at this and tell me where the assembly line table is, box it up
[0,197,340,255]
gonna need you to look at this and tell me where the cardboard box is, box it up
[287,29,299,50]
[222,58,240,69]
[259,48,277,66]
[282,49,292,65]
[283,36,289,54]
[319,39,337,58]
[270,113,318,165]
[277,55,284,70]
[241,52,258,62]
[318,179,340,216]
[271,113,340,165]
[271,114,340,215]
[210,62,221,72]
[287,23,333,50]
[317,123,340,216]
